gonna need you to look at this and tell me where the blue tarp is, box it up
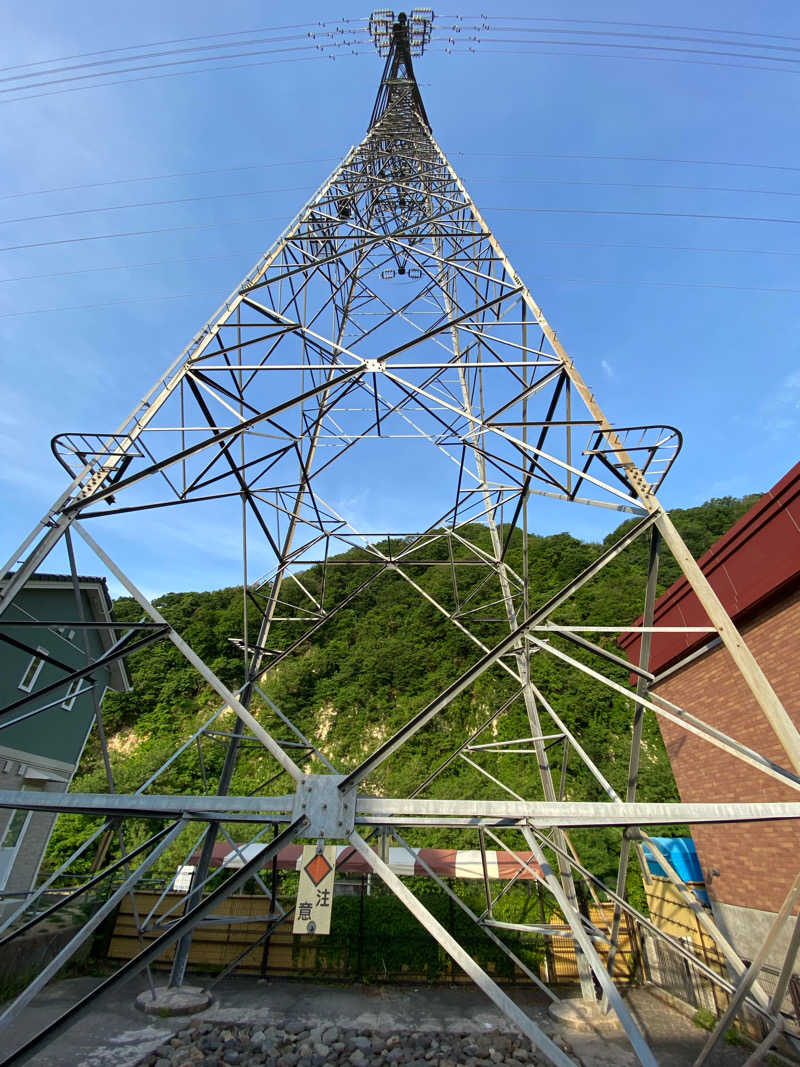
[641,837,710,905]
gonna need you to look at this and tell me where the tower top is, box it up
[368,9,433,57]
[368,9,434,130]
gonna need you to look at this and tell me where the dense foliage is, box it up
[47,494,759,905]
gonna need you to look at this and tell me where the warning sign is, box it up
[292,844,336,935]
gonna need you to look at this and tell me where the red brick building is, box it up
[620,463,800,966]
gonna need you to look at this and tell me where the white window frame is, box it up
[61,678,83,711]
[0,780,47,891]
[18,647,48,693]
[0,807,32,852]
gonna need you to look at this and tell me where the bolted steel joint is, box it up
[292,774,356,838]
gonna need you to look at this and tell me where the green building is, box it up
[0,574,129,909]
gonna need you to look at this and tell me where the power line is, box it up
[438,23,800,58]
[8,234,800,289]
[0,287,223,317]
[0,183,317,228]
[439,14,800,47]
[523,274,800,295]
[7,26,796,108]
[485,205,800,225]
[9,20,800,105]
[434,43,800,79]
[4,236,800,289]
[466,175,800,200]
[537,239,800,258]
[0,19,368,74]
[4,199,800,257]
[0,215,287,253]
[0,157,338,202]
[5,149,797,205]
[456,151,800,175]
[4,272,800,320]
[5,15,798,106]
[4,171,798,232]
[12,14,787,84]
[0,40,362,98]
[435,35,800,69]
[2,52,359,106]
[0,249,261,285]
[0,32,332,86]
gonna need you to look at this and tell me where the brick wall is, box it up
[655,581,800,915]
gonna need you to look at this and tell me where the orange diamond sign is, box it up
[304,851,333,886]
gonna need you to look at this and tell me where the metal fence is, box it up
[642,928,800,1039]
[640,929,729,1016]
[741,959,800,1028]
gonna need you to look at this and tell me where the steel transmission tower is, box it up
[2,11,800,1066]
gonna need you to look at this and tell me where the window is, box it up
[18,648,48,693]
[0,808,29,850]
[0,780,47,893]
[61,678,83,711]
[1,781,45,850]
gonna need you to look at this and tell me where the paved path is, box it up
[6,977,761,1067]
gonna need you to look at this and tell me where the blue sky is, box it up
[1,1,799,596]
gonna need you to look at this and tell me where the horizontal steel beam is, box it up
[358,798,800,827]
[1,790,798,829]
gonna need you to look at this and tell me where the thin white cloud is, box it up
[759,367,800,439]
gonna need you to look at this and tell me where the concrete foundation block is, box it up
[135,984,212,1016]
[548,999,624,1032]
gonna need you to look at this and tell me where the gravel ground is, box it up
[136,1019,567,1067]
[10,975,755,1067]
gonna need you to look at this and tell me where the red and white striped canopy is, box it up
[191,842,542,881]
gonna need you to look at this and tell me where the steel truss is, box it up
[1,12,799,1067]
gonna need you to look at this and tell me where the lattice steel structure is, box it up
[1,12,800,1066]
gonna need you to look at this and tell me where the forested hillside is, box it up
[48,494,759,887]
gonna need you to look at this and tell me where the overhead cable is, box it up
[436,24,800,57]
[5,149,796,204]
[0,19,369,75]
[0,215,287,253]
[484,205,800,225]
[438,14,800,46]
[5,202,800,256]
[456,151,800,175]
[0,158,338,202]
[0,40,362,97]
[3,172,799,232]
[432,35,800,69]
[6,237,800,289]
[0,184,317,229]
[432,45,800,79]
[4,272,800,320]
[2,53,363,105]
